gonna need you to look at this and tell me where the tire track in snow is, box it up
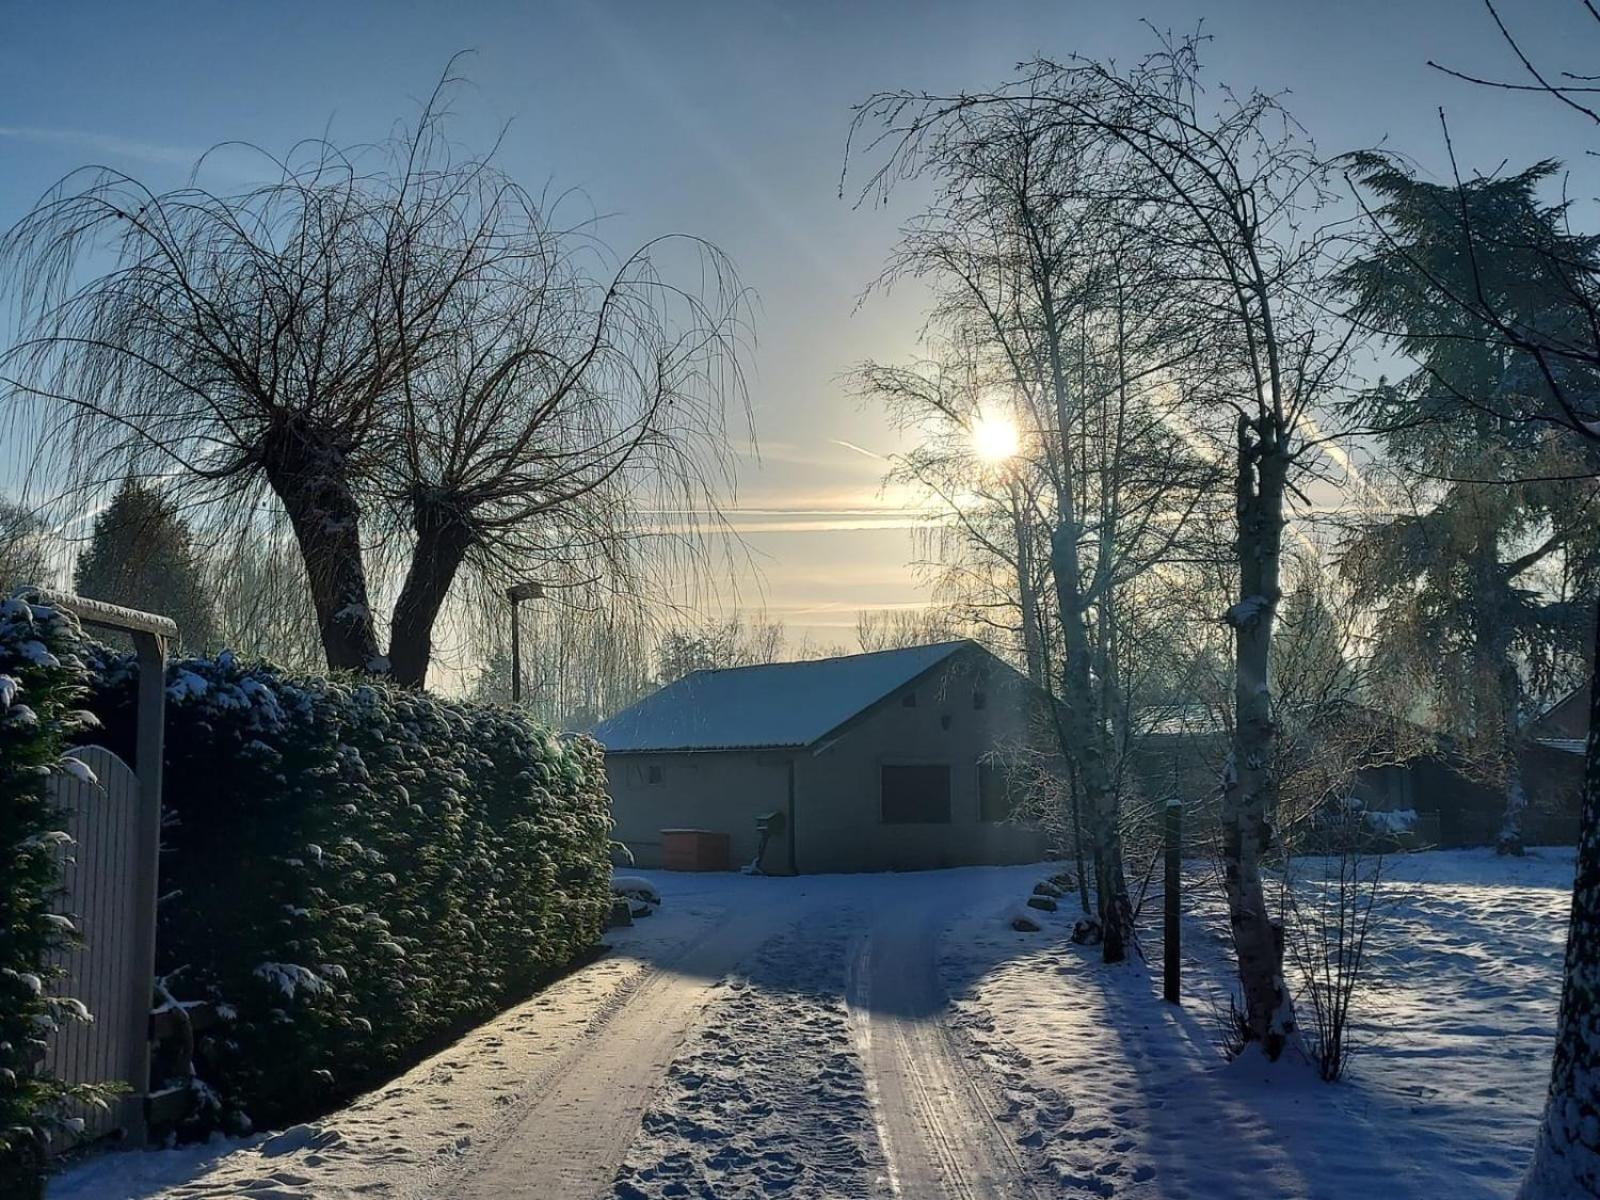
[451,899,823,1200]
[847,902,1042,1199]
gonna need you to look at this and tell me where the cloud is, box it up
[0,125,200,170]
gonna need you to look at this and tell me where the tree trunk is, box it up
[1220,417,1297,1059]
[1052,515,1132,962]
[1517,603,1600,1198]
[388,496,474,690]
[1498,661,1529,856]
[1068,761,1092,914]
[262,421,383,674]
[1012,481,1046,688]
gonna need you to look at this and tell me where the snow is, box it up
[942,847,1574,1197]
[1363,806,1418,833]
[610,875,660,904]
[48,850,1572,1200]
[58,756,98,786]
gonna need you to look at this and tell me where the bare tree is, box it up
[850,91,1218,962]
[0,68,750,688]
[851,36,1352,1021]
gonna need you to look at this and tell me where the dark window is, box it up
[881,764,951,823]
[647,764,663,785]
[978,763,1020,822]
[940,714,952,731]
[901,691,917,708]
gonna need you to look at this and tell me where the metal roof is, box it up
[590,640,974,753]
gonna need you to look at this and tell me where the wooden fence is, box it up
[44,745,157,1142]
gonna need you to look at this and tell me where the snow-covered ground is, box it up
[50,849,1570,1199]
[942,847,1573,1198]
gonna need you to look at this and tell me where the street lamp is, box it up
[507,581,544,704]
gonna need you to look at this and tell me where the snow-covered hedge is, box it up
[86,651,613,1132]
[0,594,101,1197]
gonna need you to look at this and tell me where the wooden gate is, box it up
[44,745,154,1140]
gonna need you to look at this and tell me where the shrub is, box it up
[86,651,612,1132]
[0,593,102,1197]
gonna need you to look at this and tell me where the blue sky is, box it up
[3,0,1596,644]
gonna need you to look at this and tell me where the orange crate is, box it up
[660,828,731,872]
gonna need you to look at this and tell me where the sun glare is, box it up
[972,410,1020,464]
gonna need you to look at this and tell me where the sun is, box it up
[972,410,1020,464]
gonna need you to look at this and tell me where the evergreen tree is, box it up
[1340,157,1600,854]
[0,500,55,595]
[73,477,217,654]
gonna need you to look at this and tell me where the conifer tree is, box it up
[73,477,216,654]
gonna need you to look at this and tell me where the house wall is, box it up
[791,656,1048,873]
[606,750,792,870]
[602,649,1050,873]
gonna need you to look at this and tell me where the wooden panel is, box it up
[43,745,149,1143]
[660,829,731,871]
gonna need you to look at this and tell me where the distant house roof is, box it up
[590,640,981,753]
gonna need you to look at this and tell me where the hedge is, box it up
[85,650,614,1134]
[0,594,104,1197]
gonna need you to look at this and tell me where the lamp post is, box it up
[507,581,544,704]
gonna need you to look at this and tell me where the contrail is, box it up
[830,438,887,462]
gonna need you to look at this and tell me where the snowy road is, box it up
[56,866,1051,1200]
[53,850,1566,1200]
[847,897,1039,1199]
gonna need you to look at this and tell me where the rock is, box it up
[1011,912,1042,932]
[1070,916,1103,945]
[607,896,633,929]
[1049,871,1076,891]
[1032,881,1063,899]
[628,898,654,918]
[1026,895,1058,912]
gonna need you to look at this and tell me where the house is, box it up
[1121,696,1585,848]
[590,640,1053,873]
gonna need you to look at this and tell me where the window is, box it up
[881,764,951,823]
[647,764,663,785]
[978,763,1020,822]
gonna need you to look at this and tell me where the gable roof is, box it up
[590,640,979,753]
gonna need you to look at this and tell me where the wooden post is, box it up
[1164,798,1182,1004]
[126,628,166,1139]
[509,596,522,705]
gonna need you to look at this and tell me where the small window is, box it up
[881,764,951,823]
[901,692,917,708]
[647,764,663,785]
[978,763,1021,822]
[940,714,952,731]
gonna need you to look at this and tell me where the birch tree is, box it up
[855,35,1354,1050]
[851,87,1219,962]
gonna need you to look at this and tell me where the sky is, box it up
[3,0,1598,648]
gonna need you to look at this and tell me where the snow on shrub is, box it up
[85,650,613,1133]
[0,592,107,1197]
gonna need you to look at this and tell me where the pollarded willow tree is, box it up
[854,35,1359,1052]
[0,72,750,688]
